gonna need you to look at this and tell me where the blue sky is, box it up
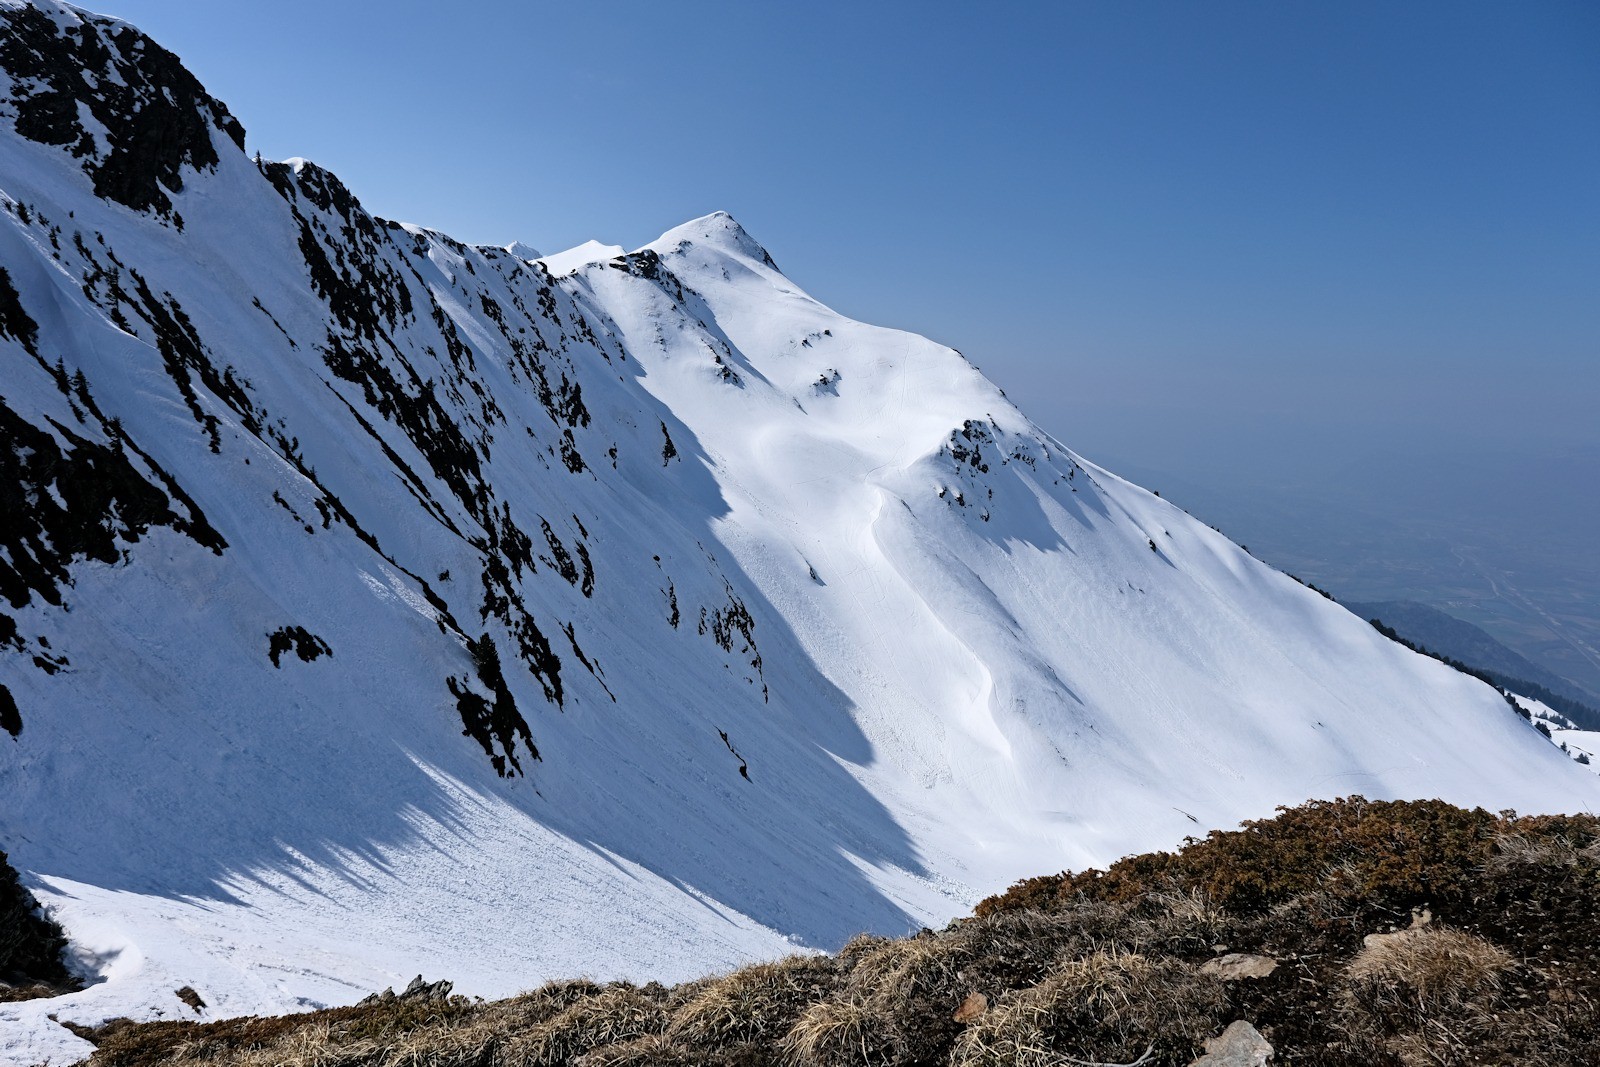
[90,1,1599,509]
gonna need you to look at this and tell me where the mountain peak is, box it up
[647,211,778,270]
[0,0,245,217]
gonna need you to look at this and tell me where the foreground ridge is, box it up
[73,799,1600,1066]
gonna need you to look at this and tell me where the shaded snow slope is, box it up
[1,2,1595,1061]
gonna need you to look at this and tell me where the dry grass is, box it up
[1337,925,1541,1067]
[128,979,652,1067]
[830,910,1103,1066]
[484,978,608,1025]
[1488,826,1600,870]
[1148,887,1226,942]
[498,985,667,1066]
[834,932,893,970]
[572,1033,701,1067]
[378,1021,497,1067]
[952,950,1223,1067]
[85,995,480,1067]
[779,996,903,1067]
[1347,926,1513,1009]
[845,930,971,1012]
[667,953,836,1046]
[228,1022,375,1067]
[0,980,65,1003]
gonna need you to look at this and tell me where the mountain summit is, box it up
[1,3,1594,1061]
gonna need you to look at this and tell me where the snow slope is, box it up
[0,2,1595,1061]
[1515,694,1600,776]
[1552,728,1600,773]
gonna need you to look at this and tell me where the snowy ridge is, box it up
[537,238,626,277]
[0,4,1595,1061]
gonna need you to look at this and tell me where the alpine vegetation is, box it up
[68,799,1600,1066]
[0,2,1595,1063]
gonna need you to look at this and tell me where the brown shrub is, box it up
[978,797,1513,918]
[950,907,1108,992]
[85,996,478,1067]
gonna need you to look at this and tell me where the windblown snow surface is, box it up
[0,2,1594,1061]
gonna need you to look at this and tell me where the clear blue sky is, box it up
[87,1,1600,502]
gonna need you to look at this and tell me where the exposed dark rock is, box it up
[0,267,40,353]
[450,633,539,777]
[0,846,76,993]
[266,626,331,668]
[562,622,614,702]
[357,974,455,1006]
[947,419,993,474]
[0,6,245,217]
[0,684,19,739]
[540,518,581,588]
[0,397,224,614]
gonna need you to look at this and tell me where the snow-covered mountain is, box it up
[1,2,1594,1060]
